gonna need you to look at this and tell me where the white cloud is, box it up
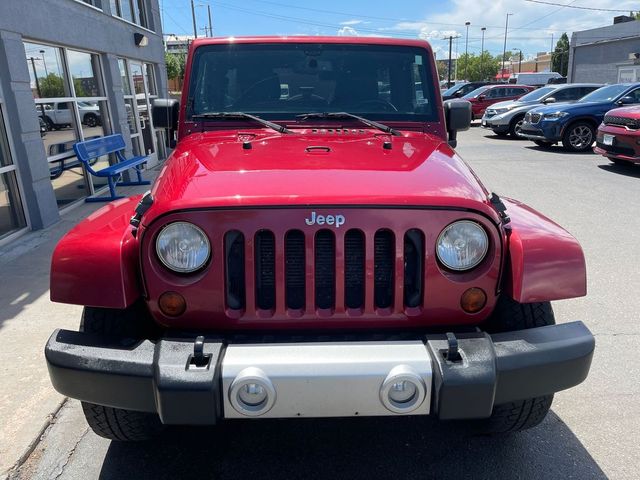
[337,26,359,36]
[385,0,638,57]
[340,20,364,26]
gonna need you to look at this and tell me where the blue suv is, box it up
[520,83,640,152]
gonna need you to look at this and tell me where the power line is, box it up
[524,0,634,12]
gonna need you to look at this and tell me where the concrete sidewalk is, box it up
[0,173,156,478]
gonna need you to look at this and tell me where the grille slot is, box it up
[604,115,639,129]
[255,230,276,310]
[374,230,395,309]
[224,231,246,310]
[404,229,425,308]
[344,229,365,309]
[315,230,335,310]
[285,230,306,310]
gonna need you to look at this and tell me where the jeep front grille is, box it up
[224,228,425,315]
[603,115,640,129]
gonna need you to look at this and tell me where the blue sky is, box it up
[160,0,638,60]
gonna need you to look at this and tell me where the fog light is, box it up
[380,365,426,414]
[229,367,276,416]
[389,380,417,404]
[460,287,487,313]
[158,291,186,317]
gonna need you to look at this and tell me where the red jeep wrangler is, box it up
[45,37,594,441]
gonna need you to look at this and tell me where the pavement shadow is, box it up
[98,411,606,480]
[523,145,594,155]
[597,163,640,178]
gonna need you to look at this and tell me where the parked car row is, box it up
[468,81,640,166]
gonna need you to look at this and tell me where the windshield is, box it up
[442,83,466,96]
[187,43,437,122]
[580,84,629,103]
[517,86,556,102]
[462,85,491,99]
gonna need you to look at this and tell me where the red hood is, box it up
[143,129,498,225]
[606,105,640,119]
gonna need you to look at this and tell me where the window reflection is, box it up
[67,50,101,97]
[24,43,69,99]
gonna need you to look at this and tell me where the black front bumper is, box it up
[45,322,594,423]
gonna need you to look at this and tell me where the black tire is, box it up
[508,114,526,138]
[80,304,164,441]
[82,402,164,442]
[476,295,556,434]
[562,121,595,152]
[84,113,98,128]
[44,116,54,131]
[534,139,553,148]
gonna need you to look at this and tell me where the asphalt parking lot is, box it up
[8,124,640,480]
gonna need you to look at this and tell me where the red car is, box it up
[595,106,640,165]
[45,36,593,441]
[459,84,536,119]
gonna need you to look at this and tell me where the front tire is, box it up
[84,113,98,128]
[477,296,555,434]
[80,304,164,441]
[509,114,526,138]
[562,121,595,152]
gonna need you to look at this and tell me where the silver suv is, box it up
[481,83,602,137]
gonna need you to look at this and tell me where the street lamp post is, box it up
[502,13,513,82]
[480,27,486,80]
[464,21,470,80]
[39,49,48,77]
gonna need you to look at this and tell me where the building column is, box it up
[0,30,59,230]
[567,34,577,82]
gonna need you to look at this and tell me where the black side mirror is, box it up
[477,95,486,101]
[617,96,636,106]
[543,97,556,104]
[444,100,472,148]
[152,99,180,148]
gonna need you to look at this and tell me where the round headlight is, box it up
[156,222,210,273]
[436,220,488,271]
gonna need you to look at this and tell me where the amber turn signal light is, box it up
[159,291,187,317]
[460,288,487,313]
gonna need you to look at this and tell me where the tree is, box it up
[454,52,501,81]
[165,53,180,80]
[39,73,65,98]
[552,33,569,77]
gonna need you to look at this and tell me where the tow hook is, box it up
[444,332,462,362]
[188,335,211,369]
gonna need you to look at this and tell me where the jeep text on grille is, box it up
[45,36,594,441]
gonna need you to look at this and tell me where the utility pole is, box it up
[190,0,197,38]
[464,21,470,80]
[502,13,513,81]
[550,33,554,53]
[447,35,453,87]
[207,4,213,36]
[480,27,486,80]
[29,57,46,119]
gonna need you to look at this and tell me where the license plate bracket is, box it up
[603,134,615,146]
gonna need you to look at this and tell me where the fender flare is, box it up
[502,197,586,303]
[50,195,143,308]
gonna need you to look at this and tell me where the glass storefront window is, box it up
[67,50,102,97]
[25,41,112,208]
[118,58,131,95]
[111,0,148,29]
[0,107,27,239]
[24,43,69,99]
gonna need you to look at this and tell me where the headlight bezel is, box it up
[435,220,490,272]
[542,111,569,120]
[155,221,211,274]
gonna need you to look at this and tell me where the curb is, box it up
[3,397,68,479]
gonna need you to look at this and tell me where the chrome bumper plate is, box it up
[222,341,433,419]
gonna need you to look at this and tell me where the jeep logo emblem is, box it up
[305,211,345,228]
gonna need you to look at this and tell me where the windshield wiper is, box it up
[192,112,293,134]
[296,112,402,136]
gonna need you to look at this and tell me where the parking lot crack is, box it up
[51,427,89,480]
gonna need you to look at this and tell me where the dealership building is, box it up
[568,16,640,84]
[0,0,168,246]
